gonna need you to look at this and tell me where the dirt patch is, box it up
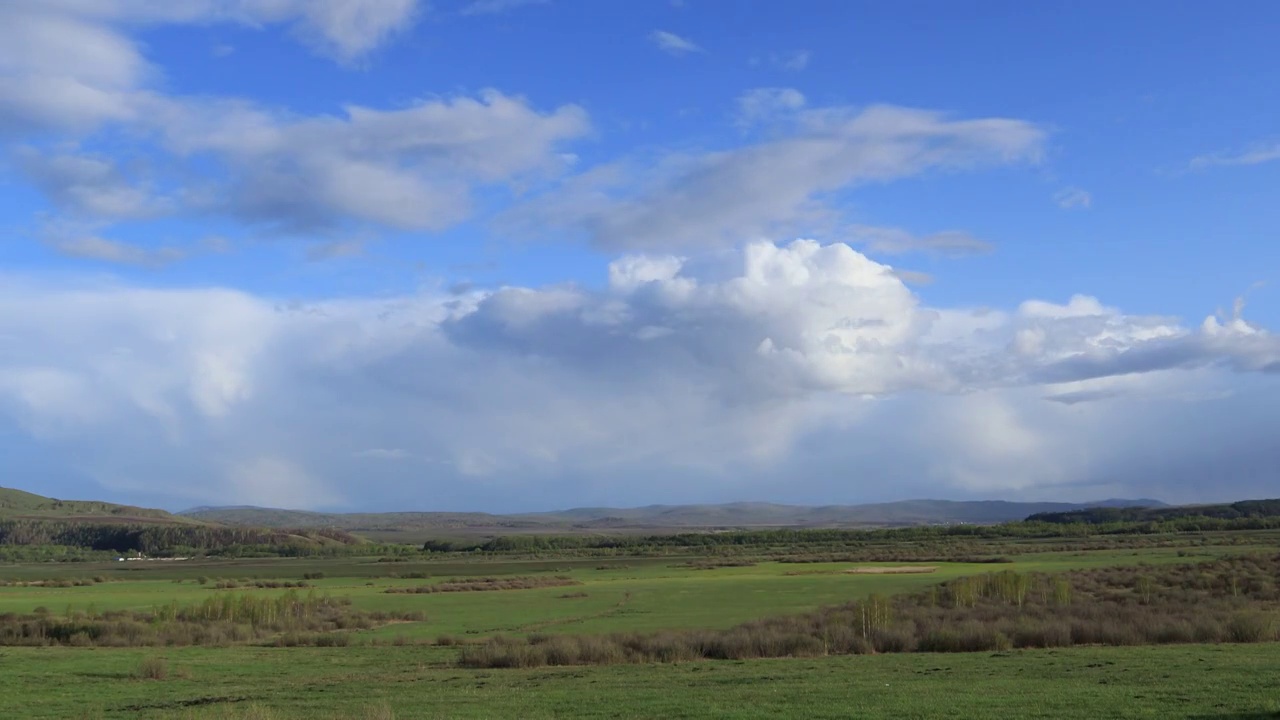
[843,566,938,575]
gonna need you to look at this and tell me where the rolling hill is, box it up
[180,498,1167,533]
[0,486,193,524]
[0,486,368,553]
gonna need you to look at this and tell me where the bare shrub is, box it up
[386,576,580,594]
[135,656,168,680]
[457,554,1280,669]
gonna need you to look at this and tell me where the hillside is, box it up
[179,506,549,532]
[1027,499,1280,524]
[0,487,370,555]
[181,498,1166,533]
[0,486,192,524]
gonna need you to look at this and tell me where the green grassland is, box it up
[2,529,1279,718]
[3,644,1277,719]
[0,545,1255,634]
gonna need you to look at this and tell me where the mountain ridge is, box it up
[178,498,1168,531]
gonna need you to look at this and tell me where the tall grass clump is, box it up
[134,656,169,680]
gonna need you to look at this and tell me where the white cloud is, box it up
[770,50,811,71]
[15,148,169,220]
[1054,186,1092,209]
[3,240,1276,509]
[511,104,1044,251]
[736,87,806,128]
[276,0,419,63]
[459,0,548,16]
[0,7,148,133]
[307,240,366,261]
[650,30,704,56]
[0,2,421,134]
[144,90,589,233]
[1189,142,1280,170]
[14,0,422,63]
[2,1,583,239]
[45,235,186,268]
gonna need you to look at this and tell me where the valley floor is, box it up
[3,643,1277,719]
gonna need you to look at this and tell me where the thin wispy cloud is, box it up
[511,104,1045,251]
[775,50,811,70]
[459,0,549,16]
[650,30,704,56]
[1189,142,1280,170]
[1054,187,1093,209]
[735,87,806,128]
[850,226,994,256]
[44,235,186,268]
[750,50,811,71]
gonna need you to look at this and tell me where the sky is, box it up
[1,0,1278,513]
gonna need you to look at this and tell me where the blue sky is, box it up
[1,0,1278,512]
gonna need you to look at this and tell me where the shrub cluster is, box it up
[0,590,425,647]
[0,576,107,588]
[459,554,1280,668]
[385,576,581,594]
[213,580,311,590]
[681,559,758,569]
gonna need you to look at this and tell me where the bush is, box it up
[456,554,1280,669]
[1226,613,1274,643]
[135,656,168,680]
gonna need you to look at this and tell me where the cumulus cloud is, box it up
[0,6,148,133]
[650,30,704,56]
[0,2,421,134]
[0,1,588,236]
[2,239,1277,510]
[12,0,420,62]
[2,0,588,241]
[511,104,1044,251]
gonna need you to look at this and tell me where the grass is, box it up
[0,548,1262,637]
[1,530,1278,717]
[2,644,1277,718]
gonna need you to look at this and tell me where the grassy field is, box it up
[0,545,1253,637]
[2,644,1277,719]
[2,532,1279,718]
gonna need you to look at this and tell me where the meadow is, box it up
[1,529,1278,717]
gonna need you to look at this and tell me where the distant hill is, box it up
[0,487,368,553]
[1028,499,1280,524]
[180,498,1166,533]
[0,486,192,525]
